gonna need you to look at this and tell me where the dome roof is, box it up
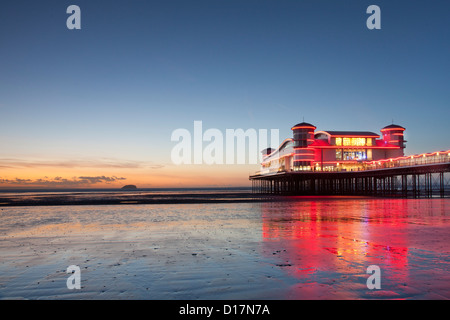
[291,122,316,130]
[381,124,405,131]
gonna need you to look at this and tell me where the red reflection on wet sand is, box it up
[261,197,449,299]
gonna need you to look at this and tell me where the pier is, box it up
[250,150,450,198]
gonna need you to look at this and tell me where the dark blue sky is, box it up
[0,0,449,185]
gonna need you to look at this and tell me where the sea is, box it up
[0,188,449,300]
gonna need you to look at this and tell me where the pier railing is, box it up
[364,150,450,171]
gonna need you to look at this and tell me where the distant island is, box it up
[121,185,137,190]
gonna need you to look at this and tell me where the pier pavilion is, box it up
[250,122,450,197]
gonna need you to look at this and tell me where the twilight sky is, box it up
[0,0,449,188]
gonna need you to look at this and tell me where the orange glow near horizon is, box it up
[0,163,257,188]
[2,149,449,188]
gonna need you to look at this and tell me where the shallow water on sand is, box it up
[0,197,449,299]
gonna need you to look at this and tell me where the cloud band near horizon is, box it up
[0,175,127,187]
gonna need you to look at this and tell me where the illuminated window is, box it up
[335,137,342,146]
[343,138,351,146]
[352,138,366,146]
[341,137,366,146]
[343,149,367,161]
[366,138,372,146]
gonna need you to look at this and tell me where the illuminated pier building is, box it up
[251,121,450,197]
[260,122,406,174]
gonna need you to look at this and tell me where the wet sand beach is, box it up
[0,194,449,300]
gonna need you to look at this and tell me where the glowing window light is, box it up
[353,138,366,146]
[343,138,351,146]
[341,137,366,146]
